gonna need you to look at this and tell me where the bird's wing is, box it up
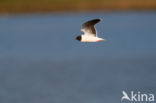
[82,18,102,37]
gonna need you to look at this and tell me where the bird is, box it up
[75,18,104,42]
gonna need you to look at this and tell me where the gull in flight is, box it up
[75,18,104,42]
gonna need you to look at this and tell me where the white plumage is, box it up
[76,18,104,42]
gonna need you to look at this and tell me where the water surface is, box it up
[0,12,156,103]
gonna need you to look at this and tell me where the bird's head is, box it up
[75,35,81,41]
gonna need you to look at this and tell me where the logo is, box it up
[121,91,155,102]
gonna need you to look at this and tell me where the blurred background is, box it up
[0,0,156,103]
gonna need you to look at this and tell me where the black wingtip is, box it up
[92,18,102,21]
[93,18,102,22]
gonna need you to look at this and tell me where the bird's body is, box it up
[76,18,104,42]
[81,35,104,42]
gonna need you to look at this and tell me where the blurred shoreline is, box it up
[0,0,156,14]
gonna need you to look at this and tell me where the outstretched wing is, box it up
[82,18,102,37]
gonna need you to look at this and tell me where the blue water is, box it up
[0,12,156,103]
